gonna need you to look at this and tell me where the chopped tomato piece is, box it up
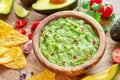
[28,33,33,40]
[98,5,105,13]
[90,0,102,6]
[15,20,27,27]
[16,28,26,35]
[112,48,120,64]
[101,4,113,18]
[31,20,41,31]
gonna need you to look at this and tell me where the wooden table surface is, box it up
[0,0,120,80]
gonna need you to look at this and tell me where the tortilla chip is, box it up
[2,47,26,69]
[0,20,27,69]
[0,30,29,47]
[0,20,13,37]
[0,47,18,64]
[29,69,55,80]
[0,47,8,56]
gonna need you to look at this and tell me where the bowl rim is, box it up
[32,11,106,76]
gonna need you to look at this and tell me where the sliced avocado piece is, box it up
[14,2,29,18]
[82,64,120,80]
[81,76,98,80]
[0,0,13,14]
[32,0,77,14]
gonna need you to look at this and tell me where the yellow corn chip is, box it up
[0,20,13,37]
[2,47,26,69]
[29,69,55,80]
[0,30,29,47]
[0,20,27,69]
[0,47,18,64]
[0,47,8,56]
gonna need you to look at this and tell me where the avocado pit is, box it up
[49,0,67,4]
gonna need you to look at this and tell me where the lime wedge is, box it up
[14,2,29,18]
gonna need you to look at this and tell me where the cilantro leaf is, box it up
[82,0,90,9]
[102,25,108,32]
[91,3,101,11]
[108,13,115,21]
[85,10,94,17]
[94,12,101,22]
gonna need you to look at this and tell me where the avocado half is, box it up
[0,0,14,14]
[110,18,120,42]
[32,0,77,14]
[82,64,120,80]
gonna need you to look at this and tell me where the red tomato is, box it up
[15,20,27,27]
[28,33,33,40]
[16,28,26,35]
[101,4,113,18]
[31,20,41,31]
[98,5,105,13]
[112,48,120,64]
[90,0,102,6]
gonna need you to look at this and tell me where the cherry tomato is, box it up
[15,20,27,27]
[28,33,33,40]
[31,20,41,31]
[90,0,102,6]
[101,4,113,18]
[112,48,120,64]
[16,28,26,35]
[98,5,105,13]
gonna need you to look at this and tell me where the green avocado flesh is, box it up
[32,0,77,14]
[39,17,99,68]
[94,64,119,80]
[0,0,13,14]
[82,64,120,80]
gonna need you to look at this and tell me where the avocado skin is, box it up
[110,18,120,42]
[20,0,37,7]
[0,0,14,14]
[82,64,120,80]
[32,0,78,15]
[111,64,120,80]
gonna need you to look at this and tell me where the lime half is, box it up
[14,2,29,18]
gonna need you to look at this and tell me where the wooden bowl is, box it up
[32,11,106,76]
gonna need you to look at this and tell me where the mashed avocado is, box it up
[39,17,99,68]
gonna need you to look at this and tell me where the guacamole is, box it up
[39,17,99,68]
